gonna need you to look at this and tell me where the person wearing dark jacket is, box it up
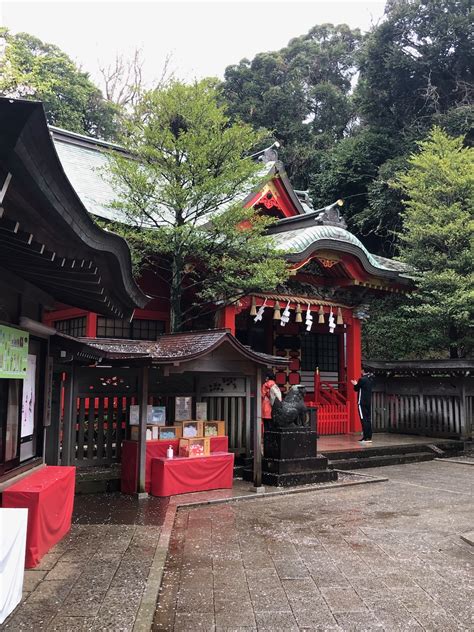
[351,368,374,443]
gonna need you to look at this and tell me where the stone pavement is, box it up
[153,461,473,631]
[2,493,168,631]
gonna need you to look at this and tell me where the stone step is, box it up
[329,451,435,470]
[321,440,464,461]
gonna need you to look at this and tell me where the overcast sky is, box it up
[1,1,386,89]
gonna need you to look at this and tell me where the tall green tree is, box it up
[0,29,119,138]
[221,24,362,188]
[393,127,473,358]
[105,80,289,332]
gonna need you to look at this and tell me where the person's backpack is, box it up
[269,383,282,405]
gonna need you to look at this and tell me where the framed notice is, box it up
[196,402,207,421]
[21,355,36,438]
[0,325,29,379]
[148,406,166,425]
[175,396,192,421]
[129,405,140,426]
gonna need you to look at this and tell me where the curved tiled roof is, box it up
[80,329,289,367]
[271,224,410,279]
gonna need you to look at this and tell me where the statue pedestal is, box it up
[262,428,337,487]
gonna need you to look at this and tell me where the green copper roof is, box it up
[271,225,407,274]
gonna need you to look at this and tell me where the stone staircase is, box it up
[322,440,465,471]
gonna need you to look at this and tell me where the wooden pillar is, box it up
[61,367,75,466]
[137,364,149,495]
[346,317,362,433]
[219,305,236,336]
[245,376,252,456]
[86,312,97,337]
[253,367,263,487]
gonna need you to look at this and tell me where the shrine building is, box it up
[44,130,411,437]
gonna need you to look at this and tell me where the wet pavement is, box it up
[2,494,168,631]
[153,461,473,631]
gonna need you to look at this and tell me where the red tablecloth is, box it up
[121,436,229,494]
[150,452,234,497]
[2,466,75,568]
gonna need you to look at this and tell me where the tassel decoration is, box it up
[250,296,257,317]
[336,307,343,325]
[273,301,281,320]
[295,304,302,323]
[318,305,325,324]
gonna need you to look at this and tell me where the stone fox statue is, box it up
[271,385,308,428]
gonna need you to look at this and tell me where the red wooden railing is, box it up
[312,369,349,435]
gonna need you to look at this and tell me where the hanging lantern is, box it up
[273,301,281,320]
[250,296,257,317]
[336,307,343,325]
[318,305,325,324]
[295,304,302,323]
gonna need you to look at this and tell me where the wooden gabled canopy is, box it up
[0,98,148,319]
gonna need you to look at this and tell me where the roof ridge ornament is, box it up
[314,199,346,228]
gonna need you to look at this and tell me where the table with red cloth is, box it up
[150,452,234,497]
[121,436,228,494]
[2,466,75,568]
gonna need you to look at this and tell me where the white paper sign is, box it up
[0,508,28,624]
[21,354,36,438]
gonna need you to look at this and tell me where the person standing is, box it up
[261,372,281,431]
[351,368,374,443]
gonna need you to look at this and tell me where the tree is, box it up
[105,79,289,332]
[355,0,474,133]
[0,29,119,139]
[98,49,173,110]
[221,24,362,188]
[393,127,473,358]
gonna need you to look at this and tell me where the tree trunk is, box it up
[170,254,183,332]
[449,323,459,359]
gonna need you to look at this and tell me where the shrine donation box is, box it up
[0,508,28,624]
[2,466,76,568]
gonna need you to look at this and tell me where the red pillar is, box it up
[219,305,236,336]
[346,317,362,433]
[86,312,97,338]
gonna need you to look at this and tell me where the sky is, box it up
[1,0,387,90]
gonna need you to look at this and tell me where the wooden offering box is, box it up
[203,421,226,437]
[179,420,204,438]
[179,437,210,458]
[158,426,182,440]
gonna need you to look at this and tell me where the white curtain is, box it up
[0,508,28,624]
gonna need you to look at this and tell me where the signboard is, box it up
[175,396,192,421]
[0,325,29,379]
[196,402,207,421]
[21,355,36,438]
[129,405,140,426]
[149,406,166,426]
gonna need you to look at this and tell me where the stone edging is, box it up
[133,472,388,631]
[434,458,474,466]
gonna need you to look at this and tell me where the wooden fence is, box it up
[371,375,473,439]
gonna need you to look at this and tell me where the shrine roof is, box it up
[0,98,148,319]
[79,329,289,367]
[365,359,473,377]
[269,224,412,282]
[51,127,276,225]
